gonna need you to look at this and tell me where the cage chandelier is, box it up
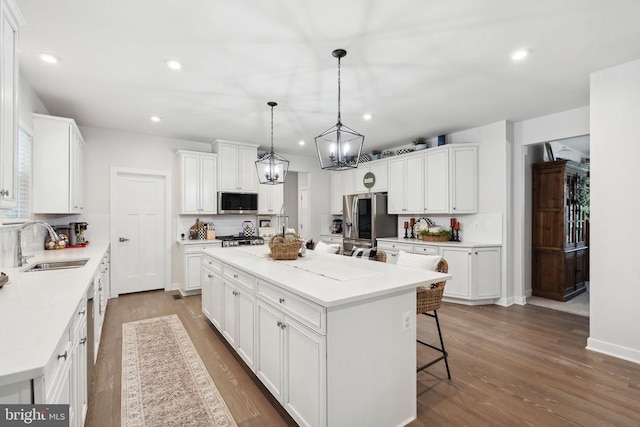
[315,49,364,171]
[256,101,289,185]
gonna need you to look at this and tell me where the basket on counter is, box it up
[268,235,301,260]
[421,235,450,242]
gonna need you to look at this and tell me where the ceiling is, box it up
[16,0,640,156]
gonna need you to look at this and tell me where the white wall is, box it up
[587,58,640,364]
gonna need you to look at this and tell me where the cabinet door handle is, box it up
[78,309,85,315]
[80,337,87,345]
[279,297,285,304]
[207,274,213,278]
[277,320,282,327]
[281,323,287,330]
[0,189,8,196]
[58,351,68,360]
[233,274,238,279]
[119,237,130,242]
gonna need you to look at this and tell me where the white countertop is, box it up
[0,242,109,387]
[377,237,502,248]
[176,239,222,245]
[203,245,451,308]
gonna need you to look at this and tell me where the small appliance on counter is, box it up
[330,218,343,234]
[69,222,89,246]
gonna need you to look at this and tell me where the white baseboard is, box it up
[513,296,527,305]
[586,337,640,365]
[494,297,515,307]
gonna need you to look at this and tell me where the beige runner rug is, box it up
[122,314,237,427]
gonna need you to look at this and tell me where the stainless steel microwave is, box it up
[218,192,258,214]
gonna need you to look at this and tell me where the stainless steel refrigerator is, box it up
[343,192,397,251]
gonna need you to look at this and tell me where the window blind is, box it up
[4,126,32,220]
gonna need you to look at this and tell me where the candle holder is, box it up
[403,223,409,239]
[410,224,416,239]
[449,226,461,242]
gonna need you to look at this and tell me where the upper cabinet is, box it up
[449,145,478,213]
[212,139,258,193]
[385,144,478,215]
[33,114,85,214]
[0,0,22,210]
[330,169,356,215]
[355,160,388,193]
[177,150,217,214]
[258,183,283,215]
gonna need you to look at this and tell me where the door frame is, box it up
[109,167,172,297]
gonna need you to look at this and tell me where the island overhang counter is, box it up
[201,245,450,427]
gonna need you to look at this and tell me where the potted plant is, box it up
[412,137,428,150]
[419,228,451,242]
[370,149,382,160]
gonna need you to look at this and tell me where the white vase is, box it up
[414,144,427,151]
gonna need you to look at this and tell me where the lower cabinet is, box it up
[440,246,501,301]
[222,280,255,369]
[201,255,223,330]
[178,242,222,295]
[377,240,502,303]
[256,299,326,427]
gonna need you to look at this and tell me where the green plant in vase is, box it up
[370,149,382,160]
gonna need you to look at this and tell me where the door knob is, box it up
[119,237,130,242]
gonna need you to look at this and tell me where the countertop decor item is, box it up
[315,49,364,171]
[358,153,371,163]
[381,150,394,158]
[413,136,428,150]
[420,228,452,242]
[370,150,381,160]
[395,148,415,155]
[255,101,289,185]
[268,234,302,260]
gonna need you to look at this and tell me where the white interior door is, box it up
[111,169,168,295]
[299,186,310,240]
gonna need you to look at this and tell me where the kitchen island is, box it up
[201,245,450,427]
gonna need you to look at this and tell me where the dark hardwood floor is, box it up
[86,291,640,426]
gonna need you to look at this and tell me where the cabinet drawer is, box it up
[377,241,413,252]
[71,299,87,337]
[257,280,325,334]
[413,245,439,255]
[223,265,256,290]
[202,255,222,274]
[186,243,219,253]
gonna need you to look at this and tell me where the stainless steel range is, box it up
[218,235,265,247]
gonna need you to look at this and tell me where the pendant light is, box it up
[256,101,289,185]
[315,49,364,171]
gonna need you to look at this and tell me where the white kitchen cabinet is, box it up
[256,298,326,427]
[33,114,85,214]
[330,169,356,214]
[355,160,388,193]
[201,255,224,330]
[423,148,449,213]
[213,139,258,193]
[0,0,21,209]
[376,240,414,264]
[440,246,501,301]
[177,150,217,214]
[450,145,478,213]
[178,241,221,296]
[387,153,424,214]
[93,250,110,363]
[258,182,284,214]
[222,265,256,369]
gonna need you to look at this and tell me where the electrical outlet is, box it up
[402,311,411,332]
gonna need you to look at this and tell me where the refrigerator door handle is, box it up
[352,195,359,240]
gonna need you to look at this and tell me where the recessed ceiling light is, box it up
[511,49,529,61]
[150,116,162,123]
[165,60,182,70]
[363,113,373,120]
[298,140,305,146]
[39,53,60,64]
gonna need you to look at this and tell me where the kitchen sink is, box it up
[24,258,89,272]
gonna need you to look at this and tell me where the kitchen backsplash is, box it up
[177,215,266,240]
[0,222,48,268]
[396,212,503,243]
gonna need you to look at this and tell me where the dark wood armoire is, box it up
[532,160,589,301]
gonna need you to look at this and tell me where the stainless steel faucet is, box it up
[15,221,59,267]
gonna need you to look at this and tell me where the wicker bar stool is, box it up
[416,258,451,379]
